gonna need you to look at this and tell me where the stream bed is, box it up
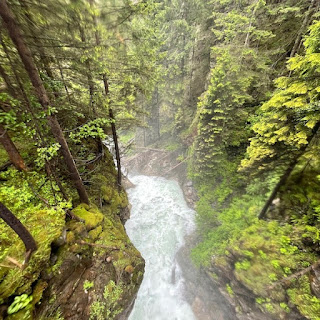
[125,175,196,320]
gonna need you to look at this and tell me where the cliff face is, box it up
[35,203,144,320]
[0,151,144,320]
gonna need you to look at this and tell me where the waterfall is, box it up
[125,175,196,320]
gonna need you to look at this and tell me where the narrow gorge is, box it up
[1,0,320,319]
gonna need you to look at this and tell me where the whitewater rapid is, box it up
[125,175,196,320]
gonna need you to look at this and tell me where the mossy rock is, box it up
[32,281,48,306]
[287,276,320,320]
[124,265,134,274]
[67,221,86,235]
[72,204,104,230]
[0,206,64,301]
[65,231,75,244]
[88,225,103,241]
[101,184,115,203]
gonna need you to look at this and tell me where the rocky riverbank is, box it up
[123,149,238,319]
[0,152,144,320]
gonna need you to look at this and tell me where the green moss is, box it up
[83,280,94,291]
[226,284,234,297]
[6,308,33,320]
[89,301,105,320]
[67,221,86,234]
[0,205,64,301]
[0,155,143,320]
[7,294,33,318]
[64,232,74,244]
[32,281,48,305]
[280,302,290,313]
[72,204,104,230]
[88,225,103,241]
[287,276,320,320]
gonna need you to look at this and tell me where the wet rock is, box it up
[122,175,135,189]
[186,180,193,187]
[192,297,212,320]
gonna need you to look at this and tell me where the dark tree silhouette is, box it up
[0,202,37,265]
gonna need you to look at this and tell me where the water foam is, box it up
[125,175,196,320]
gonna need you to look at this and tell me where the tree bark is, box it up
[103,74,122,190]
[0,124,27,171]
[1,35,67,199]
[259,121,320,219]
[0,0,89,204]
[89,1,122,190]
[0,202,37,262]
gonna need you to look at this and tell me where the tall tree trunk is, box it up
[18,0,56,81]
[103,74,122,190]
[89,1,121,189]
[0,124,27,171]
[289,0,319,58]
[0,0,89,204]
[259,122,320,219]
[0,202,37,264]
[1,33,45,137]
[0,42,67,199]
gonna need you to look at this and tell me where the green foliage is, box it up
[89,301,105,320]
[7,294,33,315]
[83,280,94,291]
[192,193,263,266]
[89,281,123,320]
[226,284,234,297]
[192,48,253,179]
[190,13,320,320]
[287,276,320,320]
[235,259,251,271]
[36,143,61,168]
[0,168,66,301]
[242,21,320,173]
[69,119,111,144]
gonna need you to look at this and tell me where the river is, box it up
[125,175,196,320]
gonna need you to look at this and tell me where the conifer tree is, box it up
[241,20,320,218]
[0,0,89,204]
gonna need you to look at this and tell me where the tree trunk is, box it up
[89,1,121,190]
[259,121,320,219]
[289,0,318,58]
[0,46,28,172]
[0,124,27,171]
[0,202,37,263]
[103,74,122,190]
[0,0,89,204]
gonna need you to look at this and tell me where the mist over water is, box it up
[125,175,196,320]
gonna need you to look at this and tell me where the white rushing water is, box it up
[125,175,196,320]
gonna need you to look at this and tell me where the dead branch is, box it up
[268,258,320,290]
[6,256,23,269]
[164,157,190,175]
[136,147,168,153]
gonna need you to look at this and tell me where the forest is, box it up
[1,0,320,319]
